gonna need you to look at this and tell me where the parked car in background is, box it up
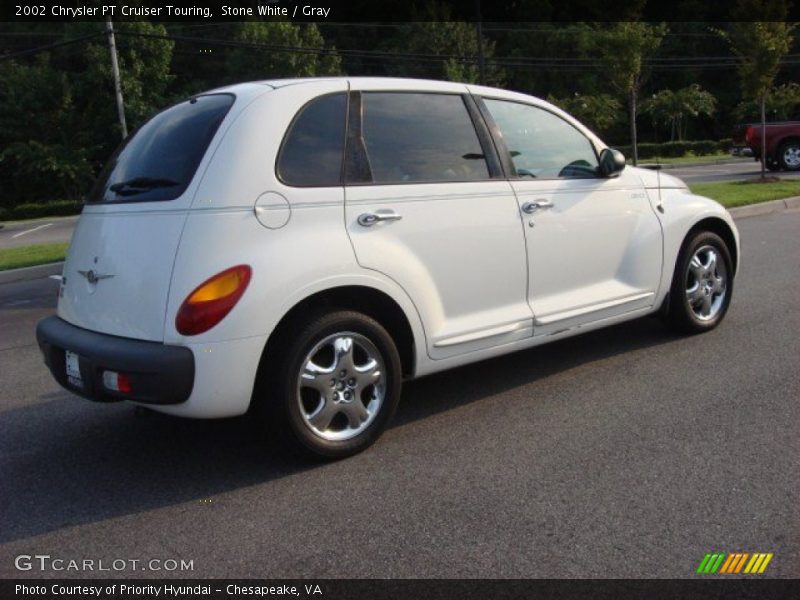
[37,78,740,459]
[731,121,800,171]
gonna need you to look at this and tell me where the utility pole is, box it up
[105,17,127,139]
[475,0,485,85]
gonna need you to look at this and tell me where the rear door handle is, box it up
[521,200,554,214]
[358,211,403,227]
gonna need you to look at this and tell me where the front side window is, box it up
[483,99,599,179]
[278,93,347,187]
[359,93,490,184]
[88,94,234,203]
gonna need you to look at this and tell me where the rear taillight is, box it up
[175,265,252,336]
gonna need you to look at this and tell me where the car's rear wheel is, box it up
[261,310,402,459]
[766,156,781,172]
[778,140,800,171]
[667,231,734,334]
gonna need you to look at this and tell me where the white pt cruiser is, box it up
[37,78,739,459]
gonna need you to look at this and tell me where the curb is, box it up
[729,196,800,220]
[0,262,64,285]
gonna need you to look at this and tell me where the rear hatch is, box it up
[58,93,235,342]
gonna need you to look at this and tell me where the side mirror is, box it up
[599,148,626,178]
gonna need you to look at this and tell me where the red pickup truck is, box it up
[732,122,800,171]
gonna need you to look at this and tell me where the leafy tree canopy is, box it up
[225,21,341,83]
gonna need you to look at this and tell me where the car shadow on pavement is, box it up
[394,315,682,427]
[0,315,681,544]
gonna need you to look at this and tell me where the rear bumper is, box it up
[36,316,194,405]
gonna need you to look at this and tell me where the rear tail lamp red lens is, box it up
[175,265,252,336]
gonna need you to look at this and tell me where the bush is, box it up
[3,200,83,222]
[611,139,733,160]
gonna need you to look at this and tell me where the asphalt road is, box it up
[667,159,800,183]
[0,210,798,579]
[0,216,77,250]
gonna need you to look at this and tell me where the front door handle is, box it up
[521,200,554,214]
[358,211,403,227]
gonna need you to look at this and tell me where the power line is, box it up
[0,32,103,61]
[116,29,800,70]
[5,28,799,74]
[0,32,63,37]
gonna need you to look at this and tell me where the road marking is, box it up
[3,299,31,307]
[12,223,53,238]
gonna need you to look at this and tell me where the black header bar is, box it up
[3,0,800,23]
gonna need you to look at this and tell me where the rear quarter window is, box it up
[276,93,347,187]
[88,94,234,203]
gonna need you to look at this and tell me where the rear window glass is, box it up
[277,93,347,187]
[88,94,234,203]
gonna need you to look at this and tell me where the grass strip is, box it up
[0,242,69,271]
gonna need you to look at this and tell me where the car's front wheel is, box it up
[262,310,402,459]
[667,231,734,334]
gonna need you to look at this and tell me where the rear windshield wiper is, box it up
[109,177,180,196]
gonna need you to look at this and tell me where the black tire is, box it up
[777,140,800,171]
[258,310,402,460]
[667,231,734,334]
[766,156,781,172]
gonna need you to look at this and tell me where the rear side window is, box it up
[88,94,234,203]
[277,93,347,187]
[359,93,490,184]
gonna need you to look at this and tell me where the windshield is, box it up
[87,93,234,203]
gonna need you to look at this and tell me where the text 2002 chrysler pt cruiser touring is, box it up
[37,78,739,458]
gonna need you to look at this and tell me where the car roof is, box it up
[210,77,497,95]
[202,77,605,149]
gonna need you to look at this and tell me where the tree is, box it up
[68,21,175,134]
[63,20,175,174]
[733,82,800,122]
[641,84,717,141]
[0,22,177,206]
[497,23,600,99]
[547,93,623,134]
[592,22,667,165]
[384,2,504,85]
[225,22,341,84]
[716,0,796,179]
[0,55,94,205]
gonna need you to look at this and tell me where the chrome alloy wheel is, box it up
[685,245,727,322]
[783,144,800,169]
[296,332,386,441]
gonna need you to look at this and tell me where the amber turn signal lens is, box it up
[175,265,252,336]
